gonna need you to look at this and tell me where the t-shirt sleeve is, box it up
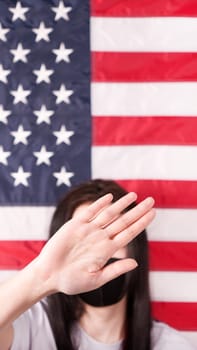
[11,302,57,350]
[152,321,197,350]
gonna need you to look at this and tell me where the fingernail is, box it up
[132,260,138,268]
[146,197,155,205]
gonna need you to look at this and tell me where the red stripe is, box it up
[1,241,197,271]
[92,0,197,17]
[0,241,45,269]
[149,242,197,271]
[93,116,197,146]
[152,302,197,331]
[92,52,197,82]
[116,179,197,209]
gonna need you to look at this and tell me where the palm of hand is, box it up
[37,193,155,295]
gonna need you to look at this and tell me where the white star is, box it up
[53,43,73,63]
[10,84,31,104]
[0,64,11,83]
[10,43,30,63]
[33,145,54,166]
[53,166,74,186]
[33,64,54,84]
[32,22,53,42]
[0,23,10,42]
[11,124,31,145]
[0,146,11,165]
[9,2,29,21]
[33,105,54,124]
[0,105,11,124]
[52,1,72,21]
[11,166,31,187]
[53,125,74,145]
[53,84,73,104]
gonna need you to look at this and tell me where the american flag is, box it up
[0,1,90,267]
[0,0,197,346]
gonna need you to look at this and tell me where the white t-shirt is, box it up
[11,301,196,350]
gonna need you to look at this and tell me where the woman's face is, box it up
[72,203,128,259]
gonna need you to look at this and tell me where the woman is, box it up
[45,179,195,350]
[46,179,152,350]
[0,180,195,350]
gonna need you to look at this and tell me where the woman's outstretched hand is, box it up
[37,192,155,295]
[0,192,155,334]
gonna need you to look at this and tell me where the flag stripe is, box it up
[117,180,197,209]
[149,242,197,271]
[91,17,197,52]
[0,208,196,241]
[152,302,197,331]
[0,241,45,269]
[92,82,197,116]
[1,263,197,303]
[146,208,197,242]
[0,207,54,240]
[92,145,197,180]
[92,52,197,82]
[1,240,197,272]
[150,271,197,302]
[93,116,197,145]
[92,0,197,17]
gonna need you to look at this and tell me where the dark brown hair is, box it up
[46,179,152,350]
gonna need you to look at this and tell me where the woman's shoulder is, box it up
[26,299,48,321]
[151,321,196,350]
[13,300,48,330]
[11,300,56,350]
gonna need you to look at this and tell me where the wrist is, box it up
[24,257,57,302]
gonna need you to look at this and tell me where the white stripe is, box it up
[91,17,197,52]
[92,82,197,116]
[148,209,197,242]
[0,207,196,242]
[0,206,197,243]
[0,207,55,240]
[150,272,197,302]
[92,145,197,181]
[0,270,196,302]
[0,207,197,242]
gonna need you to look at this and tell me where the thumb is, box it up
[98,258,138,287]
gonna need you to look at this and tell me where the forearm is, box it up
[0,257,54,330]
[0,325,14,350]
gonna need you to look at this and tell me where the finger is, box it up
[98,258,138,286]
[93,192,137,228]
[78,193,113,222]
[113,208,156,248]
[105,197,154,238]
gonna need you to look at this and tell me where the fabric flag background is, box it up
[0,0,197,346]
